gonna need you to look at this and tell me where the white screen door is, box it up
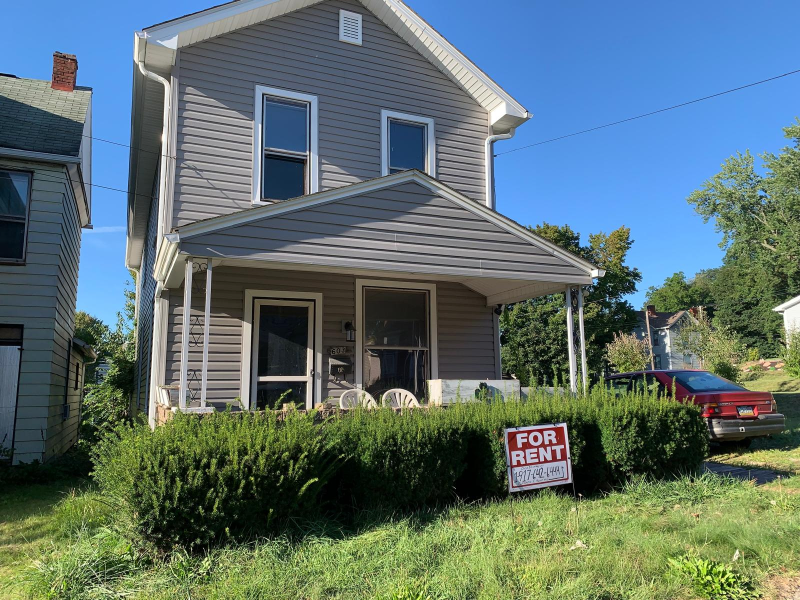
[251,299,314,410]
[0,345,21,454]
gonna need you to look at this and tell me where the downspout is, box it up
[484,128,516,210]
[134,33,171,245]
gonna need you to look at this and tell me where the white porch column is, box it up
[565,286,578,394]
[179,258,194,410]
[577,286,588,393]
[200,259,212,407]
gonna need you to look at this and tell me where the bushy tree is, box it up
[501,223,641,385]
[644,270,715,313]
[681,119,800,356]
[78,273,137,441]
[605,333,650,374]
[675,314,743,382]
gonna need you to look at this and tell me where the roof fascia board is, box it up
[0,147,81,164]
[175,170,598,275]
[373,0,528,121]
[774,295,800,313]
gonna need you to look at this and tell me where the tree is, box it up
[675,314,743,382]
[605,333,649,374]
[501,223,641,385]
[683,119,800,356]
[644,270,716,312]
[78,272,138,441]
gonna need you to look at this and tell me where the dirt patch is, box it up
[764,576,800,600]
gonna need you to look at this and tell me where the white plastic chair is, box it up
[339,389,378,409]
[381,388,421,409]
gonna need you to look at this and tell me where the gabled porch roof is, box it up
[155,171,601,306]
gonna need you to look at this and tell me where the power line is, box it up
[495,68,800,157]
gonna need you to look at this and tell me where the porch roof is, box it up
[156,171,602,305]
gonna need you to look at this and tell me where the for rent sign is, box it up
[504,423,572,492]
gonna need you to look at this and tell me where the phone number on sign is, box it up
[511,461,568,487]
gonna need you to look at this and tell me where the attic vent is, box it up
[339,10,362,45]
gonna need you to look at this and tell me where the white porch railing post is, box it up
[179,258,193,410]
[578,286,588,393]
[565,286,578,394]
[200,259,212,407]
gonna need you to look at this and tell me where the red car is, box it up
[605,370,786,447]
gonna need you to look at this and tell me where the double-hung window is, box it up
[0,170,32,262]
[253,87,318,203]
[381,110,435,177]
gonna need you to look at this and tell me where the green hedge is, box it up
[92,390,707,549]
[92,411,334,549]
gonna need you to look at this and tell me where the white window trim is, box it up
[355,279,438,390]
[240,289,323,410]
[252,85,319,205]
[380,110,435,178]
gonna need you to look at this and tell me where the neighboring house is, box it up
[0,53,95,464]
[774,295,800,342]
[633,306,700,370]
[127,0,601,423]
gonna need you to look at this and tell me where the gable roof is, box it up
[635,310,689,330]
[137,0,529,133]
[0,75,91,157]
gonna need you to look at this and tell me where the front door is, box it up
[251,300,314,410]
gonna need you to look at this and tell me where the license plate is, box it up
[737,406,754,416]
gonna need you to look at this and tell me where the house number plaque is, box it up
[329,346,351,356]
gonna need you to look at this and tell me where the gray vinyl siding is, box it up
[0,159,83,463]
[163,266,496,404]
[134,177,160,413]
[181,181,588,281]
[172,0,489,229]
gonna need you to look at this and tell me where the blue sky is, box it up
[1,1,799,325]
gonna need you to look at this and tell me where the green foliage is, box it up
[605,332,650,373]
[91,391,707,550]
[676,313,743,382]
[501,223,641,385]
[682,119,800,356]
[92,410,335,550]
[785,332,800,378]
[645,270,716,312]
[668,554,757,600]
[77,272,138,442]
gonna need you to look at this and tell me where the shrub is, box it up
[93,390,708,549]
[785,331,800,378]
[92,410,335,550]
[605,332,650,373]
[325,407,469,509]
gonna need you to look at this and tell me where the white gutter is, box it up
[134,32,171,247]
[484,128,516,210]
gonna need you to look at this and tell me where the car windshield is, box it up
[665,371,746,393]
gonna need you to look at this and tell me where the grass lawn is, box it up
[0,481,87,599]
[711,372,800,483]
[3,475,799,600]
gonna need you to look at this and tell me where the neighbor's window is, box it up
[0,170,32,262]
[362,287,429,398]
[261,96,310,201]
[381,111,434,176]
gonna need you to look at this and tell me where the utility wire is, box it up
[495,68,800,157]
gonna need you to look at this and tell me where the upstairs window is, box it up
[253,87,318,204]
[381,110,435,177]
[0,170,31,262]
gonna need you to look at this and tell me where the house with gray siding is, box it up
[0,53,95,463]
[633,306,700,370]
[127,0,602,421]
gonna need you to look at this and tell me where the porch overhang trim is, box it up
[154,234,180,284]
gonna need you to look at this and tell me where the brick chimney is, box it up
[646,305,657,318]
[51,52,78,92]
